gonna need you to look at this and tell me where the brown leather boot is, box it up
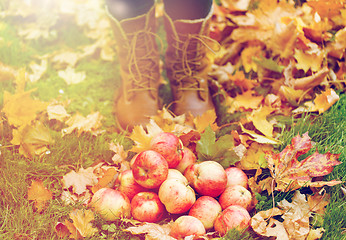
[106,4,160,130]
[163,4,218,117]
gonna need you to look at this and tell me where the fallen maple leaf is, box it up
[129,119,163,153]
[193,109,218,133]
[247,105,276,138]
[28,59,48,83]
[236,142,271,170]
[91,167,118,194]
[62,167,98,195]
[109,142,128,165]
[11,121,54,158]
[46,103,70,122]
[58,66,86,85]
[264,132,342,192]
[64,209,98,239]
[240,123,281,145]
[27,180,52,212]
[311,88,340,114]
[62,112,104,136]
[225,90,264,113]
[124,222,175,240]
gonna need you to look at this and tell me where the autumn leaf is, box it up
[124,222,175,240]
[28,59,48,83]
[240,123,281,145]
[46,103,70,122]
[236,142,271,170]
[2,71,48,127]
[129,119,163,153]
[294,48,324,73]
[225,90,264,113]
[11,121,54,158]
[91,168,118,194]
[247,105,276,138]
[27,180,52,212]
[264,132,342,192]
[196,125,240,168]
[64,209,98,239]
[62,167,98,195]
[62,112,104,136]
[58,66,86,85]
[193,109,218,133]
[311,88,340,114]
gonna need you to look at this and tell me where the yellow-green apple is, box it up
[214,205,251,236]
[167,168,188,184]
[89,188,131,221]
[184,161,227,197]
[158,178,196,214]
[130,192,166,223]
[175,147,197,173]
[115,169,148,200]
[150,132,183,168]
[132,150,169,189]
[218,185,252,210]
[189,196,222,230]
[225,167,248,189]
[170,215,206,239]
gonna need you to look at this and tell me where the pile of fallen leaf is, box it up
[0,0,345,239]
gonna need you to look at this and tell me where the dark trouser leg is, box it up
[106,0,154,20]
[163,0,213,20]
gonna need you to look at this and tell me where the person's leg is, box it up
[106,0,154,20]
[163,0,213,20]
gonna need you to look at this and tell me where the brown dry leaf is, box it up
[109,142,128,165]
[62,167,98,195]
[247,106,275,138]
[129,119,163,153]
[62,112,104,136]
[55,222,71,239]
[251,207,289,240]
[46,103,70,122]
[60,190,92,206]
[2,70,48,127]
[226,90,264,113]
[125,222,176,240]
[236,142,271,170]
[193,109,218,133]
[65,209,98,239]
[277,191,311,240]
[307,192,330,215]
[91,168,118,194]
[27,180,52,212]
[11,121,54,158]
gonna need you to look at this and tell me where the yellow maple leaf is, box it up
[248,106,275,138]
[129,119,163,153]
[236,142,272,170]
[91,167,118,194]
[193,109,218,132]
[226,90,264,113]
[2,70,48,127]
[46,103,70,122]
[62,112,104,136]
[312,88,340,114]
[294,49,324,72]
[65,209,98,239]
[241,45,262,73]
[11,121,54,158]
[27,180,52,212]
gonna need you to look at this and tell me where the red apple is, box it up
[189,196,222,230]
[89,188,131,221]
[184,161,227,197]
[131,192,166,223]
[158,178,196,214]
[150,132,183,168]
[225,167,248,189]
[214,205,251,236]
[219,185,252,210]
[170,215,206,239]
[167,168,188,184]
[132,150,169,189]
[175,147,197,173]
[115,169,148,200]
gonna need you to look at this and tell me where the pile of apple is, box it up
[90,132,253,239]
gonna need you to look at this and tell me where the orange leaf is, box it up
[27,180,52,212]
[226,90,263,113]
[312,88,340,114]
[307,0,343,19]
[193,109,218,132]
[91,168,118,194]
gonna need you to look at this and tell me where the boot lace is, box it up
[170,34,220,91]
[124,29,162,99]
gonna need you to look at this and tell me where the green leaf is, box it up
[196,125,241,168]
[253,56,285,73]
